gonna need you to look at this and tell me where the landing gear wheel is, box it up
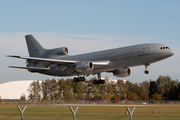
[73,77,79,82]
[93,73,105,85]
[79,77,85,81]
[144,64,150,74]
[93,79,105,85]
[79,77,83,81]
[73,77,78,82]
[93,80,99,85]
[102,80,105,84]
[99,79,105,84]
[82,77,85,81]
[144,70,149,74]
[73,76,85,82]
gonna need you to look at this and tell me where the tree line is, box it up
[27,75,180,101]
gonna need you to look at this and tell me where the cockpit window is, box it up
[160,46,170,50]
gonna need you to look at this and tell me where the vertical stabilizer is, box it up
[25,35,45,57]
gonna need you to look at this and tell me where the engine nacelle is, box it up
[113,67,131,77]
[75,61,94,72]
[49,47,68,56]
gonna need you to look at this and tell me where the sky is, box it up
[0,0,180,83]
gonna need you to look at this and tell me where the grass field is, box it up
[0,104,180,120]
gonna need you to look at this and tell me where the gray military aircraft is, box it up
[7,35,174,84]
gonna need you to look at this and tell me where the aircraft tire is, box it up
[99,79,105,84]
[73,77,77,82]
[144,70,149,74]
[79,77,85,81]
[76,78,79,82]
[73,77,79,82]
[101,80,105,84]
[79,77,82,81]
[93,80,99,85]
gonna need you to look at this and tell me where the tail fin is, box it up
[25,35,45,57]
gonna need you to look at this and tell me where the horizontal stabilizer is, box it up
[8,66,49,71]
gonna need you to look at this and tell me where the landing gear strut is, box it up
[73,76,85,82]
[93,73,105,85]
[144,64,150,74]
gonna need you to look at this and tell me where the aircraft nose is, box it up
[171,50,175,56]
[168,50,175,57]
[160,49,174,59]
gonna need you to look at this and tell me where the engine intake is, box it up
[75,61,94,72]
[113,67,131,77]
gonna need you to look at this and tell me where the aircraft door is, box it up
[145,46,150,54]
[142,46,150,55]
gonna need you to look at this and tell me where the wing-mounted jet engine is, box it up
[75,61,94,72]
[113,67,131,77]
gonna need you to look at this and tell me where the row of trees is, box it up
[149,76,180,101]
[27,75,180,101]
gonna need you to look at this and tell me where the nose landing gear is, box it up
[144,64,150,74]
[144,70,149,74]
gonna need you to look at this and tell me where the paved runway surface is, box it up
[52,104,180,107]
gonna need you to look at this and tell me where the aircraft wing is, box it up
[8,66,49,71]
[7,55,109,66]
[7,55,76,64]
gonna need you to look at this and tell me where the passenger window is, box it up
[160,47,162,50]
[163,47,165,49]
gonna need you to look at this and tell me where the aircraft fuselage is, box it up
[37,43,174,76]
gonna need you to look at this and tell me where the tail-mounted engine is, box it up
[49,47,68,56]
[113,67,131,77]
[75,61,94,72]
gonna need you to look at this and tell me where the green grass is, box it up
[0,104,180,120]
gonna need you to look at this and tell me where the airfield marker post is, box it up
[126,106,135,120]
[69,106,79,120]
[17,105,27,120]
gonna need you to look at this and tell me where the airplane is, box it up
[7,34,174,84]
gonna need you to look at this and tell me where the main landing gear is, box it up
[93,73,105,85]
[73,73,105,85]
[144,64,150,74]
[73,76,85,82]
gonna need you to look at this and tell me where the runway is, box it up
[52,104,180,107]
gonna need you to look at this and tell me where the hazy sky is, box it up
[0,1,179,83]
